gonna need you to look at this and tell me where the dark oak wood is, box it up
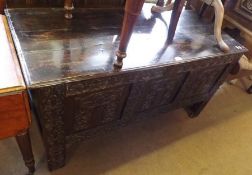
[0,15,35,174]
[6,6,247,171]
[234,0,252,21]
[4,0,205,68]
[248,85,252,94]
[167,0,186,43]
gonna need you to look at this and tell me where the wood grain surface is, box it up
[5,4,247,88]
[0,92,31,139]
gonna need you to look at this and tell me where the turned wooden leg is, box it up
[15,130,35,174]
[64,0,74,19]
[212,0,229,52]
[46,142,66,171]
[114,0,145,68]
[167,0,186,44]
[185,100,209,118]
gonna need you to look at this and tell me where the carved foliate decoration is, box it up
[64,85,130,133]
[29,53,242,170]
[235,0,252,21]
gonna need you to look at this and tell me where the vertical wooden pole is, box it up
[64,0,74,19]
[167,0,186,43]
[114,0,145,68]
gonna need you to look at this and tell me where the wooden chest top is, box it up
[5,4,247,89]
[0,15,25,94]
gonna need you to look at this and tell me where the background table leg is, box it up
[167,0,186,43]
[64,0,74,19]
[114,0,145,68]
[15,130,35,174]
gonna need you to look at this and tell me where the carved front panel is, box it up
[64,85,129,134]
[123,73,187,117]
[235,0,252,21]
[177,64,227,100]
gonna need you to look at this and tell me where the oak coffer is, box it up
[5,4,247,170]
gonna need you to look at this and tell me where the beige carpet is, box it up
[0,79,252,175]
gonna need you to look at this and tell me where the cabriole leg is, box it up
[202,0,229,52]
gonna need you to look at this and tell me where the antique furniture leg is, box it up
[203,0,229,52]
[185,100,210,118]
[247,85,252,94]
[151,0,186,41]
[16,130,35,174]
[114,0,145,68]
[64,0,74,19]
[32,86,66,171]
[167,0,186,43]
[45,127,66,171]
